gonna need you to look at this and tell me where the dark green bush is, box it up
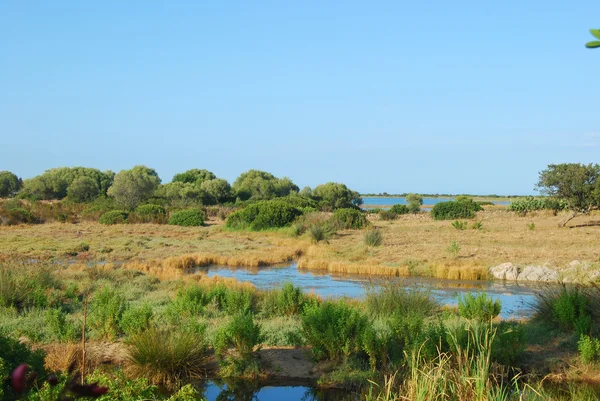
[168,209,204,227]
[302,301,368,362]
[330,208,368,230]
[89,287,128,340]
[225,199,302,231]
[458,292,501,321]
[430,201,482,220]
[0,332,46,400]
[261,283,306,317]
[552,289,592,334]
[45,308,80,341]
[99,210,129,225]
[390,204,409,215]
[214,312,262,377]
[135,204,167,223]
[492,321,526,366]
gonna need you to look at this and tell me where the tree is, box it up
[405,193,423,214]
[586,29,600,49]
[536,163,600,226]
[200,178,232,204]
[21,167,113,200]
[311,182,362,210]
[232,170,298,201]
[0,171,22,198]
[171,169,216,186]
[107,166,161,209]
[67,176,100,202]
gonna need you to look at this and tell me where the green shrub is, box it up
[361,324,395,371]
[0,206,38,225]
[260,283,306,317]
[365,282,438,318]
[307,223,332,243]
[301,301,368,362]
[0,332,46,400]
[135,204,167,223]
[99,210,129,225]
[451,220,468,230]
[45,308,80,341]
[120,304,153,335]
[578,334,600,364]
[165,286,207,323]
[390,204,409,215]
[126,326,208,388]
[330,208,368,230]
[551,288,591,334]
[431,201,481,220]
[528,222,536,231]
[89,287,128,340]
[259,316,304,347]
[225,199,302,231]
[168,209,204,227]
[458,292,501,321]
[378,210,396,220]
[364,229,383,247]
[214,313,262,377]
[508,196,568,214]
[491,321,526,365]
[0,265,56,310]
[446,241,461,258]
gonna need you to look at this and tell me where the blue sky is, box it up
[1,1,598,195]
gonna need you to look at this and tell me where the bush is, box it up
[458,292,501,321]
[330,208,368,230]
[214,313,262,377]
[508,196,568,214]
[89,287,128,340]
[126,326,208,388]
[135,204,167,223]
[307,223,332,243]
[365,282,438,319]
[431,201,481,220]
[45,308,80,341]
[99,210,129,225]
[0,206,38,225]
[0,264,56,310]
[168,209,204,227]
[578,334,600,364]
[302,301,368,362]
[491,321,526,365]
[364,229,383,247]
[552,288,591,334]
[120,304,153,335]
[0,332,46,400]
[378,210,396,220]
[390,204,409,215]
[260,283,306,317]
[225,199,302,231]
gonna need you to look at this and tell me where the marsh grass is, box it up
[364,229,383,247]
[365,280,438,318]
[126,326,209,388]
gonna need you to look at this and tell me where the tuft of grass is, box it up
[365,280,438,318]
[527,222,536,231]
[126,326,209,388]
[364,229,383,247]
[471,221,483,230]
[446,241,461,259]
[308,224,331,244]
[451,220,468,230]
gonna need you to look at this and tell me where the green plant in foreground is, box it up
[586,29,600,49]
[578,334,600,364]
[458,292,501,321]
[364,229,383,247]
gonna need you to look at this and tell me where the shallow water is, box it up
[361,197,511,206]
[203,380,356,401]
[202,263,552,319]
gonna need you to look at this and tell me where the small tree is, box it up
[311,182,362,210]
[586,29,600,49]
[0,171,22,197]
[172,169,216,186]
[200,178,232,204]
[405,193,423,213]
[107,166,161,210]
[536,163,600,226]
[67,176,100,202]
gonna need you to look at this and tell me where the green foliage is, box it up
[431,200,482,220]
[126,326,208,388]
[107,166,161,209]
[586,29,600,49]
[44,308,80,341]
[232,169,298,201]
[471,221,483,230]
[491,321,526,366]
[168,209,204,227]
[134,204,166,223]
[446,241,461,258]
[552,289,591,334]
[0,206,38,225]
[405,193,423,214]
[507,196,568,214]
[536,163,600,213]
[0,171,22,198]
[99,210,129,225]
[578,334,600,364]
[528,222,536,231]
[301,301,368,362]
[0,264,56,310]
[21,167,113,201]
[378,210,396,220]
[365,282,438,318]
[0,332,46,400]
[451,220,468,230]
[331,208,368,229]
[89,287,128,340]
[225,199,302,230]
[260,282,306,317]
[311,182,362,210]
[158,182,205,203]
[307,223,332,243]
[200,178,232,204]
[390,204,409,215]
[458,293,501,321]
[364,229,383,247]
[214,313,262,377]
[361,324,395,371]
[172,169,216,185]
[120,304,153,335]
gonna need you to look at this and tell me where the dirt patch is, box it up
[258,347,318,380]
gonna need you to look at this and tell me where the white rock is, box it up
[517,266,559,282]
[489,262,520,280]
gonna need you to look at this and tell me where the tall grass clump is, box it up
[0,263,57,310]
[532,286,596,334]
[260,282,306,317]
[302,301,368,362]
[364,229,383,247]
[451,220,468,230]
[126,326,209,388]
[458,293,501,321]
[214,312,262,377]
[89,286,128,340]
[365,281,438,318]
[308,223,332,243]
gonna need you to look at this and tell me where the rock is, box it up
[517,266,559,282]
[489,262,520,280]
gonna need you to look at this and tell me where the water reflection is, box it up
[202,380,357,401]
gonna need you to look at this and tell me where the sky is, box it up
[1,1,599,195]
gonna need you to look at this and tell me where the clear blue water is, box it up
[361,197,511,206]
[202,263,549,320]
[203,380,356,401]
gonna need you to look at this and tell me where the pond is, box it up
[203,380,356,401]
[361,197,511,206]
[201,263,551,319]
